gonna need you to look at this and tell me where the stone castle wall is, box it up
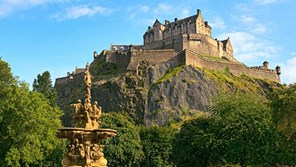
[184,50,280,82]
[55,76,70,86]
[127,49,180,70]
[142,33,234,62]
[98,48,181,71]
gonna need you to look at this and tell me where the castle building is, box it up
[57,9,281,83]
[142,9,235,62]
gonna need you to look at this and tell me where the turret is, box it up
[276,66,281,75]
[263,61,269,69]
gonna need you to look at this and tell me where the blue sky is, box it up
[0,0,295,86]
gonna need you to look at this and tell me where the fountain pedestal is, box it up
[57,63,117,167]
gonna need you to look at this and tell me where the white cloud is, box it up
[0,0,66,17]
[240,15,256,24]
[128,12,136,20]
[281,57,296,84]
[290,52,296,56]
[235,15,269,34]
[51,5,112,21]
[181,9,190,18]
[210,17,226,30]
[252,24,268,34]
[254,0,283,5]
[140,5,149,13]
[218,31,279,62]
[155,3,172,13]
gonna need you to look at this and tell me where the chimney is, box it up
[165,20,170,25]
[197,9,201,15]
[93,51,98,58]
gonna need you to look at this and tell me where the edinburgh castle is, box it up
[59,9,281,83]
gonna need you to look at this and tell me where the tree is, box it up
[0,58,16,122]
[172,93,279,166]
[33,71,57,105]
[0,59,64,166]
[269,83,296,164]
[140,126,175,167]
[0,57,16,87]
[0,83,63,166]
[172,117,218,167]
[209,93,278,166]
[100,112,145,167]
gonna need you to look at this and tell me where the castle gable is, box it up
[153,19,162,28]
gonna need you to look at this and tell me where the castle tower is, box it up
[263,61,269,69]
[152,19,165,42]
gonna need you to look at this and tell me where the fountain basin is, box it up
[58,127,117,140]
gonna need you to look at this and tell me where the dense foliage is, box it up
[100,112,145,167]
[210,93,278,166]
[140,126,175,167]
[269,84,296,164]
[33,71,57,106]
[0,58,64,166]
[172,117,217,167]
[172,90,296,166]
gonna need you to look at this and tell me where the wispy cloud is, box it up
[254,0,284,5]
[210,17,226,30]
[51,5,112,21]
[140,5,149,13]
[0,0,66,17]
[154,3,172,13]
[181,8,190,18]
[218,31,279,62]
[281,57,296,84]
[240,15,256,24]
[235,15,269,34]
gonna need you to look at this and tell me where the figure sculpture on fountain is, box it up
[70,63,102,129]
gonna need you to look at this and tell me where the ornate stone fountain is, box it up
[58,63,117,167]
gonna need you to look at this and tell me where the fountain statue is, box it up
[58,63,117,167]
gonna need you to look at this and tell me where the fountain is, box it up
[57,63,117,167]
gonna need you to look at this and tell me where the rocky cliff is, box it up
[55,59,279,126]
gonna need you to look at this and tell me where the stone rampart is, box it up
[184,49,280,82]
[55,76,70,87]
[127,49,180,70]
[99,50,131,71]
[97,48,181,72]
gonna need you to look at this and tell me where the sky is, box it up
[0,0,295,86]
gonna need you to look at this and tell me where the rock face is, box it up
[55,60,278,126]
